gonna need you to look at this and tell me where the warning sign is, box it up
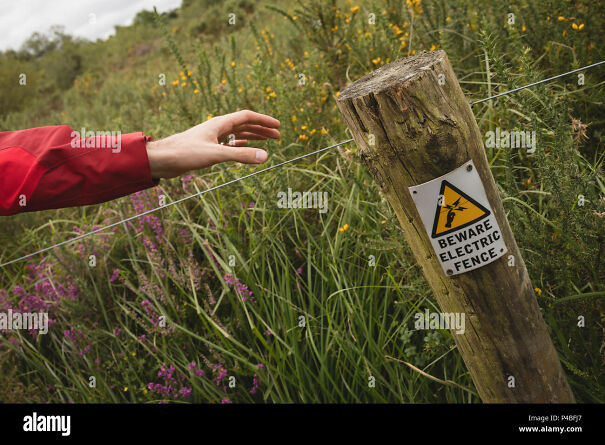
[431,181,490,238]
[409,160,507,276]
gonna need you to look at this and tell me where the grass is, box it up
[0,0,603,403]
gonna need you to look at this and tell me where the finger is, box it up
[216,144,269,164]
[214,110,281,135]
[231,124,280,139]
[231,131,268,140]
[222,139,249,147]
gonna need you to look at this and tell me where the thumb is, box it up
[222,146,268,164]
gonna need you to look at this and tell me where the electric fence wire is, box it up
[1,60,604,268]
[469,60,605,105]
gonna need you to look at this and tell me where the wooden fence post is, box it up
[336,50,575,403]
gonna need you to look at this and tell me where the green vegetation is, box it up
[0,0,603,403]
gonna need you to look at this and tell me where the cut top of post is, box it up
[337,51,446,100]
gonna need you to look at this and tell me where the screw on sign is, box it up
[409,160,508,276]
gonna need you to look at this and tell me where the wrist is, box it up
[146,139,175,179]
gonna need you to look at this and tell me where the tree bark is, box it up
[336,50,575,403]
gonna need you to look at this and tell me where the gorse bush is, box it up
[0,0,603,403]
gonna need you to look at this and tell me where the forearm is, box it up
[0,126,157,215]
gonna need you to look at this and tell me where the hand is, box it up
[146,110,281,178]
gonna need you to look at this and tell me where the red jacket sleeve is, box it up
[0,125,159,216]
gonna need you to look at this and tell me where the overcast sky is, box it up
[0,0,183,51]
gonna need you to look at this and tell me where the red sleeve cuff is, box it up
[144,134,161,186]
[28,131,159,212]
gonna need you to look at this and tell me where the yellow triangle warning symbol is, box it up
[431,180,490,238]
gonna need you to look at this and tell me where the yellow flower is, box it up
[131,352,136,357]
[331,25,339,32]
[557,16,565,21]
[572,22,578,30]
[187,70,192,76]
[301,125,308,130]
[194,89,200,94]
[534,287,542,296]
[320,127,329,134]
[181,82,186,87]
[522,25,526,31]
[304,51,309,57]
[350,6,360,13]
[298,134,308,141]
[171,80,178,86]
[124,387,128,392]
[291,115,297,122]
[338,227,344,233]
[231,61,236,67]
[445,17,451,22]
[372,57,381,64]
[143,389,148,395]
[430,44,437,51]
[335,91,340,97]
[292,15,298,20]
[206,114,214,120]
[266,86,272,92]
[343,224,349,231]
[221,79,227,85]
[579,23,584,30]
